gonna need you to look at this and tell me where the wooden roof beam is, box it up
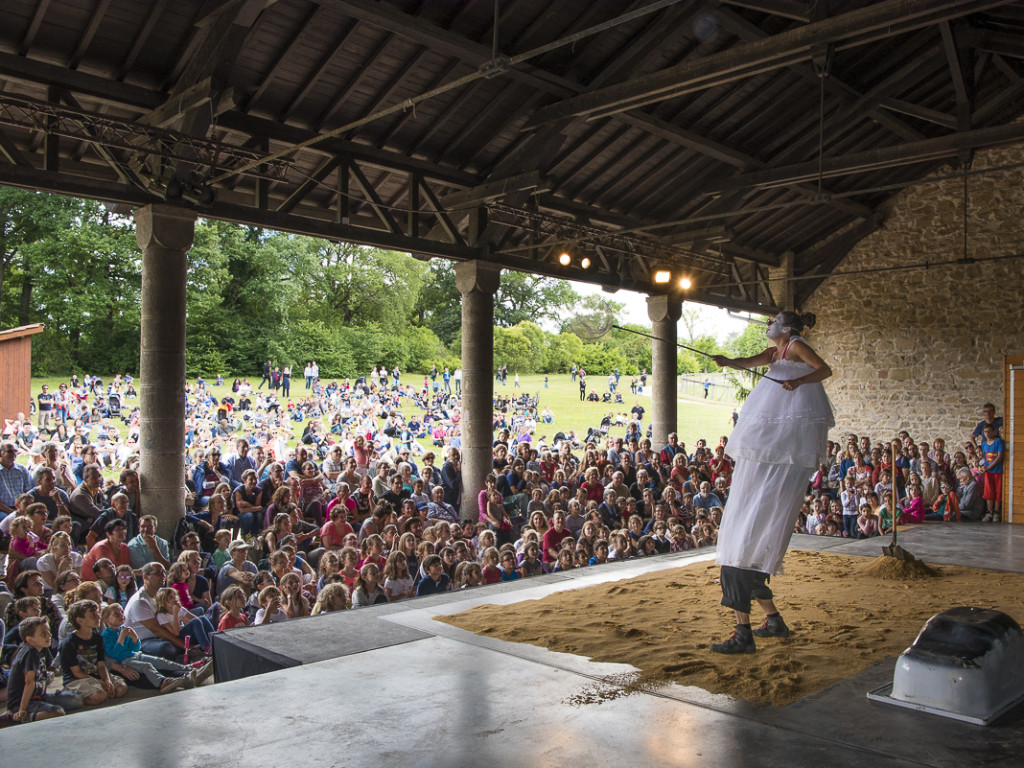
[719,0,811,23]
[215,111,478,187]
[439,171,548,208]
[713,6,929,144]
[526,0,1013,126]
[67,0,111,70]
[0,126,28,166]
[0,51,164,110]
[275,19,359,123]
[116,0,168,81]
[965,27,1024,60]
[876,96,957,129]
[247,5,322,109]
[275,156,341,215]
[19,0,51,57]
[708,120,1024,193]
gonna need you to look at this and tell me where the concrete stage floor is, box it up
[5,524,1024,767]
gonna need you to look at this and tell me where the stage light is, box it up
[580,256,592,270]
[558,250,572,266]
[653,268,671,284]
[678,276,692,290]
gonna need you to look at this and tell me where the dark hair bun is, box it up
[800,312,817,329]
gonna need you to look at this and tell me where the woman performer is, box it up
[709,311,834,654]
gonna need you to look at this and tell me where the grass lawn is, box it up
[24,372,739,458]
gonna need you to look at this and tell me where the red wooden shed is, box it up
[0,324,44,423]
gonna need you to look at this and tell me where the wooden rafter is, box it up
[526,0,1013,125]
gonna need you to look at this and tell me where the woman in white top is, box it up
[709,311,834,654]
[36,531,84,592]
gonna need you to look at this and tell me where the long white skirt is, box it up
[715,458,813,576]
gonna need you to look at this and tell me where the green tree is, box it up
[413,260,461,346]
[547,332,584,373]
[493,326,535,375]
[725,317,769,360]
[289,239,428,329]
[495,271,578,327]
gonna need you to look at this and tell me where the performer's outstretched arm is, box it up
[712,349,773,370]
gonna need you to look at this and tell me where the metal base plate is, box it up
[867,684,1024,726]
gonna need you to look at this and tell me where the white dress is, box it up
[716,337,835,575]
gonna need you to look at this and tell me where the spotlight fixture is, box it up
[678,276,692,290]
[558,250,572,266]
[580,256,592,270]
[653,267,672,284]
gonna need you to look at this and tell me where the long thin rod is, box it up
[610,324,783,383]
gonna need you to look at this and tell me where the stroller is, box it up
[107,393,123,418]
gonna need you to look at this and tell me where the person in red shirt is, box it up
[541,512,575,564]
[81,519,132,581]
[320,506,355,551]
[216,585,250,630]
[480,547,502,585]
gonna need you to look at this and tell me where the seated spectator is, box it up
[4,616,81,724]
[426,484,459,524]
[956,467,985,521]
[217,540,257,597]
[58,599,128,707]
[127,515,172,571]
[69,465,106,543]
[86,492,138,550]
[124,563,185,661]
[81,519,132,581]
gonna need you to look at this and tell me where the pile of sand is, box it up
[859,554,940,579]
[438,550,1024,706]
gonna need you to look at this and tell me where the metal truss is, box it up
[0,93,291,182]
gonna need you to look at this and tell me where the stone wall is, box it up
[804,142,1024,446]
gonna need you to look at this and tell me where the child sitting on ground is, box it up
[480,547,502,585]
[105,565,137,608]
[211,529,233,572]
[254,585,287,624]
[518,541,545,578]
[3,597,41,665]
[154,588,215,654]
[498,550,521,581]
[58,599,127,707]
[856,503,879,538]
[382,551,415,601]
[311,583,349,614]
[3,616,81,726]
[216,585,250,630]
[351,563,388,607]
[279,572,310,619]
[100,603,205,693]
[415,554,450,596]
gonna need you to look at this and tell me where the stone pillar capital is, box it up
[646,294,682,323]
[135,204,197,252]
[455,259,502,296]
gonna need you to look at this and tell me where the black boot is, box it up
[710,624,756,654]
[752,613,791,638]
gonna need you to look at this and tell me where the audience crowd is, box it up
[0,368,1006,724]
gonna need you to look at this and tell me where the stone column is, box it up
[455,260,501,522]
[647,294,682,450]
[135,204,196,538]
